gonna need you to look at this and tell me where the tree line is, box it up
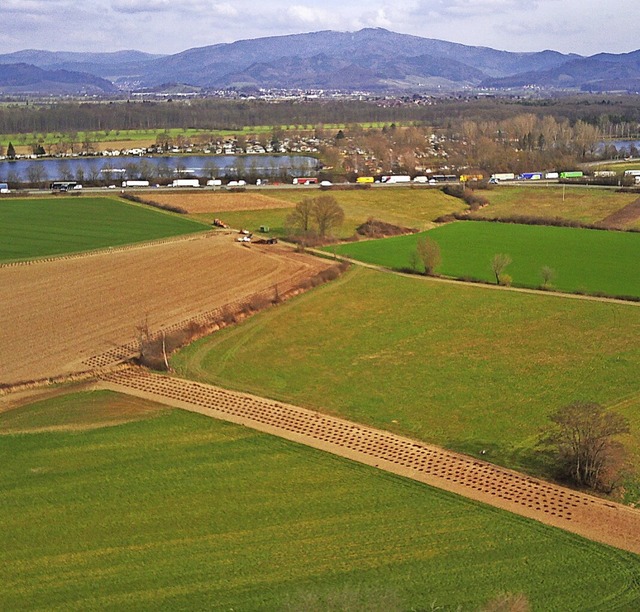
[1,95,640,136]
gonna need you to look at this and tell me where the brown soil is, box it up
[100,367,640,556]
[597,197,640,229]
[0,234,329,386]
[144,192,293,213]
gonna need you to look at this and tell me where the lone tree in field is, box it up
[6,141,16,159]
[415,236,441,275]
[491,253,512,285]
[540,265,555,289]
[539,401,631,492]
[312,194,345,238]
[285,197,315,234]
[286,194,345,241]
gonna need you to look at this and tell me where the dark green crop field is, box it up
[328,221,640,298]
[2,391,639,610]
[0,196,208,261]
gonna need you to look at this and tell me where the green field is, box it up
[328,221,640,298]
[2,123,407,151]
[473,186,638,226]
[207,187,466,238]
[2,390,639,610]
[173,267,640,481]
[0,196,208,261]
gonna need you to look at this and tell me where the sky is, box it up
[0,0,637,57]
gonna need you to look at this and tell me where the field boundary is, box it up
[315,249,640,306]
[100,367,640,555]
[0,228,217,268]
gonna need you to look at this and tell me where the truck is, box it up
[459,174,484,182]
[292,177,318,185]
[0,182,9,193]
[381,175,411,184]
[170,178,200,188]
[559,171,584,179]
[206,179,223,187]
[489,173,515,183]
[122,180,150,188]
[519,172,543,180]
[412,176,429,183]
[356,176,374,184]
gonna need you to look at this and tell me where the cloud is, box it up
[111,0,175,14]
[213,3,238,17]
[288,5,337,26]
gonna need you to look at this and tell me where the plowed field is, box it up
[0,235,328,386]
[146,192,293,213]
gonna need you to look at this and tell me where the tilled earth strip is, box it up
[100,367,640,555]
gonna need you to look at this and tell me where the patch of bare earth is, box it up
[0,234,329,386]
[596,197,640,229]
[101,368,640,556]
[145,192,293,214]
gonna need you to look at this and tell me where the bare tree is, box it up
[540,265,555,289]
[491,253,512,285]
[539,401,631,492]
[286,197,315,234]
[415,236,441,275]
[312,194,344,238]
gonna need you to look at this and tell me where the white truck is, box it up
[122,180,150,188]
[489,173,515,183]
[381,175,411,184]
[170,178,200,188]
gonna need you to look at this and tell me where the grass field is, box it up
[473,186,638,226]
[200,186,466,238]
[173,267,640,484]
[3,123,407,154]
[328,221,640,298]
[2,390,639,610]
[0,196,208,261]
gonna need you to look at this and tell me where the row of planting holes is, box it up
[105,369,611,521]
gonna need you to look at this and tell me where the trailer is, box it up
[293,177,318,185]
[460,174,484,182]
[381,175,411,184]
[520,172,543,180]
[122,180,150,188]
[171,178,200,188]
[489,173,515,183]
[356,176,374,183]
[559,171,583,179]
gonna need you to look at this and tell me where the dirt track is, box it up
[101,367,640,556]
[0,234,328,386]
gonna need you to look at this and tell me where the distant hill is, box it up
[0,63,118,95]
[132,28,579,90]
[2,29,640,94]
[481,49,640,92]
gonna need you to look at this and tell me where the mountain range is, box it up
[0,28,638,95]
